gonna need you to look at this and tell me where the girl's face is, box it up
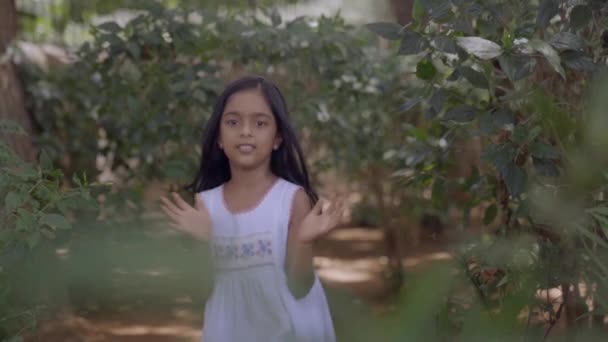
[218,88,282,170]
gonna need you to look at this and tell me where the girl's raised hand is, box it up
[160,192,212,241]
[297,196,345,243]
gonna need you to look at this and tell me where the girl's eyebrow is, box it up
[223,111,272,118]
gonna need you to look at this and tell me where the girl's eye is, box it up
[256,121,268,127]
[226,119,238,126]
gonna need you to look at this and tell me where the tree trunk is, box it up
[369,167,404,294]
[0,0,36,162]
[390,0,415,25]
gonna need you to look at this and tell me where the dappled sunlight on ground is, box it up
[402,252,452,268]
[27,310,202,341]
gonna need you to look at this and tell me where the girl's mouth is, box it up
[236,144,256,153]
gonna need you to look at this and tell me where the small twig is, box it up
[524,304,533,342]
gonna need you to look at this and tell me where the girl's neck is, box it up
[226,166,277,190]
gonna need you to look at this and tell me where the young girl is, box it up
[160,76,343,342]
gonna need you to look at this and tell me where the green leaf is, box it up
[432,178,446,206]
[27,231,41,249]
[447,68,460,81]
[496,274,510,287]
[533,157,560,177]
[576,224,608,248]
[425,107,439,120]
[570,5,592,30]
[429,89,447,113]
[498,54,536,82]
[502,30,514,49]
[126,42,141,59]
[433,36,457,54]
[529,39,565,79]
[0,120,26,135]
[430,3,452,21]
[270,8,282,27]
[483,204,497,225]
[459,66,488,88]
[118,58,142,82]
[537,0,559,28]
[511,126,528,145]
[416,59,437,80]
[97,21,122,33]
[399,98,422,112]
[5,191,24,212]
[16,209,36,231]
[502,162,527,198]
[4,336,24,342]
[530,142,559,159]
[483,144,515,173]
[443,105,477,123]
[561,50,596,71]
[589,206,608,218]
[456,36,503,60]
[39,149,53,171]
[365,22,403,40]
[493,108,515,127]
[40,213,72,230]
[479,111,498,136]
[398,30,428,55]
[41,228,56,239]
[549,32,584,51]
[413,0,425,24]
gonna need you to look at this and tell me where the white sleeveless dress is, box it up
[198,178,336,342]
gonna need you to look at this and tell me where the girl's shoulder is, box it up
[196,183,223,201]
[277,177,301,193]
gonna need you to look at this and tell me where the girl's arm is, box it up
[285,189,316,298]
[286,189,344,298]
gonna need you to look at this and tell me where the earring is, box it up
[218,142,223,149]
[273,145,278,150]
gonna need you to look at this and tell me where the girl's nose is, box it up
[240,121,253,136]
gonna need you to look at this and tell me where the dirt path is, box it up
[24,226,451,342]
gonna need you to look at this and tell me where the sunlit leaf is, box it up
[456,37,503,60]
[528,39,565,79]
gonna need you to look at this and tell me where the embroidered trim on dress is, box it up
[212,232,274,270]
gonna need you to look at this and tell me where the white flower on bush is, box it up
[316,103,331,122]
[341,74,356,83]
[364,84,378,94]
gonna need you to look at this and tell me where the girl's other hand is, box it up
[160,192,212,241]
[297,195,345,243]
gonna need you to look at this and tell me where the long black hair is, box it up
[185,75,318,204]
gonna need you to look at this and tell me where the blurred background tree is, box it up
[2,0,608,341]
